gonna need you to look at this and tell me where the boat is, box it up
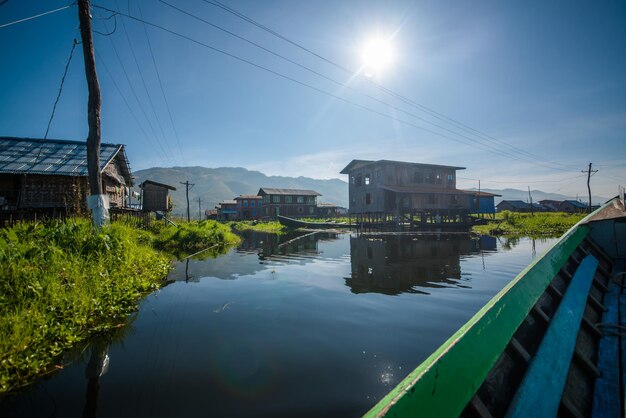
[277,215,352,229]
[365,196,626,418]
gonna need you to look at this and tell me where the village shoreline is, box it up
[0,217,240,393]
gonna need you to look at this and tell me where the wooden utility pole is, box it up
[180,181,194,222]
[582,163,598,213]
[78,0,106,227]
[197,197,202,220]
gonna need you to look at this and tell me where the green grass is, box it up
[0,217,240,393]
[472,211,586,237]
[229,220,287,234]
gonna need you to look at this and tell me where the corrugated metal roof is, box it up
[340,159,466,174]
[0,137,132,185]
[258,188,321,196]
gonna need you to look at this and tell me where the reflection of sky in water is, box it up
[1,233,555,418]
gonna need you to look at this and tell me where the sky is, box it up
[0,0,625,200]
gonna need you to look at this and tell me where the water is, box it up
[1,232,555,418]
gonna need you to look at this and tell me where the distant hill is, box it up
[132,166,348,216]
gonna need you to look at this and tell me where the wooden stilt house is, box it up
[0,137,132,216]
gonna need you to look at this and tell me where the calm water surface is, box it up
[2,232,555,418]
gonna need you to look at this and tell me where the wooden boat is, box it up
[365,196,626,418]
[277,215,352,229]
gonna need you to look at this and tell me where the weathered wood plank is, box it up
[506,254,598,418]
[591,285,620,418]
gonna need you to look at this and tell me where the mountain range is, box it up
[132,166,608,217]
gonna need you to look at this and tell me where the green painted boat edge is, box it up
[364,220,592,417]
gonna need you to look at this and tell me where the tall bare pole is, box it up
[197,197,202,220]
[528,186,534,217]
[78,0,106,227]
[581,163,598,213]
[180,181,194,222]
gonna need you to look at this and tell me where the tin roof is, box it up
[258,188,321,196]
[140,179,177,190]
[0,137,132,185]
[340,159,465,174]
[235,195,262,200]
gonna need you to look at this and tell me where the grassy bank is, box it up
[472,211,586,237]
[0,218,239,393]
[229,220,287,234]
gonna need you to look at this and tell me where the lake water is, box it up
[1,231,555,418]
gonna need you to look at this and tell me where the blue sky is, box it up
[1,0,624,199]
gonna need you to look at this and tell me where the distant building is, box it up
[496,200,545,213]
[257,188,321,218]
[316,202,345,218]
[466,191,501,215]
[139,180,176,212]
[558,200,588,213]
[538,200,561,212]
[235,195,263,220]
[204,209,218,220]
[216,199,238,221]
[339,159,470,215]
[0,136,132,215]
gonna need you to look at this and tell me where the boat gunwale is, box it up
[364,200,618,417]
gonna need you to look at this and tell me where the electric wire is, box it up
[45,39,78,139]
[0,2,76,28]
[202,0,579,173]
[91,4,576,168]
[159,0,567,171]
[103,29,175,166]
[113,0,178,165]
[136,0,187,166]
[95,48,171,166]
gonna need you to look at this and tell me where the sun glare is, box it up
[361,36,394,77]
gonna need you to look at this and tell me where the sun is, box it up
[361,36,394,77]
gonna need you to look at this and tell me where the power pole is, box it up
[197,197,202,220]
[581,163,598,213]
[528,186,534,217]
[78,0,106,228]
[180,181,194,222]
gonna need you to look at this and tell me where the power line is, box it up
[45,38,78,139]
[136,0,186,166]
[92,4,582,169]
[104,30,175,166]
[112,0,178,165]
[159,0,569,171]
[95,48,171,165]
[201,0,578,173]
[0,2,76,28]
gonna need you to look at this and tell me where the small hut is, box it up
[139,180,176,212]
[0,136,132,215]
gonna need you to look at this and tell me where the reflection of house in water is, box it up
[346,235,496,295]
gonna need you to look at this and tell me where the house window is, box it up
[298,207,304,213]
[252,210,256,217]
[425,172,433,184]
[447,173,454,181]
[436,174,442,184]
[365,174,371,185]
[251,201,255,207]
[285,196,293,203]
[413,171,423,183]
[355,176,363,186]
[243,200,248,207]
[263,195,270,204]
[365,193,371,205]
[273,195,280,203]
[297,196,304,203]
[307,196,316,204]
[429,194,436,204]
[309,206,314,214]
